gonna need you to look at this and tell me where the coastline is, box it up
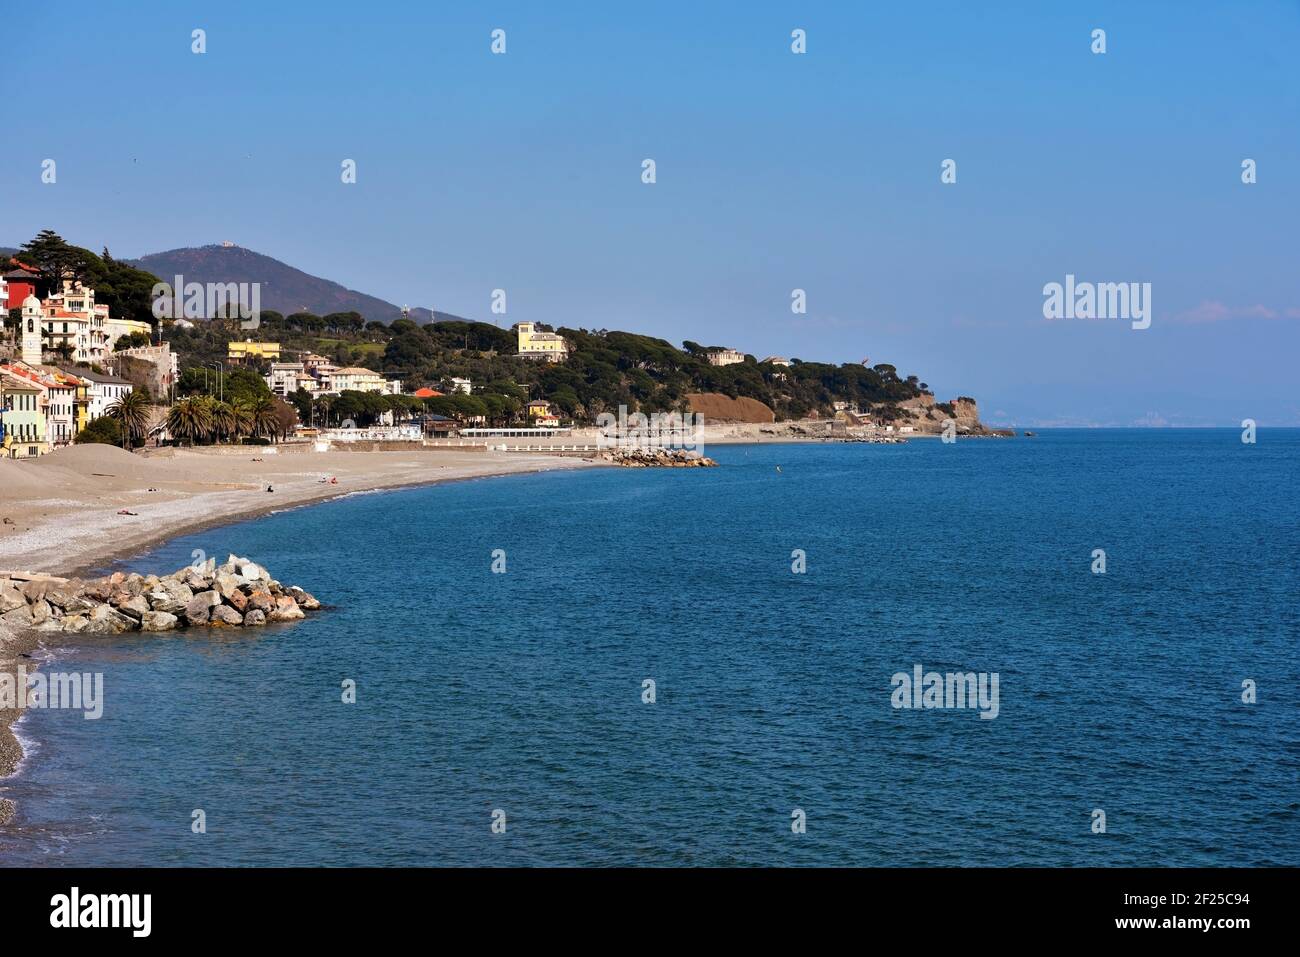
[0,445,602,822]
[0,626,40,825]
[0,445,602,579]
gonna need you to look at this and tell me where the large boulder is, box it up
[146,587,188,616]
[243,608,267,627]
[209,605,244,627]
[184,591,222,624]
[140,610,180,632]
[268,596,304,622]
[246,589,275,614]
[117,596,151,620]
[61,614,90,634]
[213,571,245,599]
[29,599,53,625]
[287,586,321,611]
[85,604,139,634]
[0,580,25,613]
[0,605,34,628]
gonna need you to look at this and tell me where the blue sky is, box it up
[5,1,1298,425]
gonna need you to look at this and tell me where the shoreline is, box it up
[0,446,603,821]
[0,627,41,825]
[59,459,600,581]
[0,445,603,580]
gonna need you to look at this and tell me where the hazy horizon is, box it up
[5,1,1298,427]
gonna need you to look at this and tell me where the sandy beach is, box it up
[0,443,601,578]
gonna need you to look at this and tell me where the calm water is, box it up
[1,430,1296,866]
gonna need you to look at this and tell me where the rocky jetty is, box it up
[0,556,321,635]
[597,448,719,468]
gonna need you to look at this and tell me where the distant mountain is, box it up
[125,245,463,325]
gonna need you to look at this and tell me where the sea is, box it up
[0,430,1296,866]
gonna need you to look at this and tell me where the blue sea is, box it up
[1,430,1296,866]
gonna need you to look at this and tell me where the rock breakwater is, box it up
[0,556,321,635]
[596,448,719,467]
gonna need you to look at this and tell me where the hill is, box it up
[686,393,776,422]
[126,245,460,325]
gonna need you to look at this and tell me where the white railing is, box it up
[494,444,601,452]
[319,426,422,442]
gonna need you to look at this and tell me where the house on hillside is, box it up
[513,322,569,362]
[705,348,745,367]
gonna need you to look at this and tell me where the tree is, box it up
[106,391,151,449]
[19,230,79,295]
[115,331,152,351]
[209,400,238,443]
[247,396,280,441]
[75,416,122,446]
[166,397,213,445]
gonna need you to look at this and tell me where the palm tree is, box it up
[248,396,280,442]
[209,400,237,444]
[231,399,256,443]
[107,391,151,450]
[166,396,213,446]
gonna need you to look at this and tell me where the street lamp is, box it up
[208,361,224,403]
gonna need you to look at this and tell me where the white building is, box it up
[759,355,790,367]
[323,366,400,395]
[705,348,745,367]
[266,362,306,397]
[449,377,472,395]
[73,368,135,421]
[41,281,110,364]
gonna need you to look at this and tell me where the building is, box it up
[1,362,90,447]
[34,366,86,446]
[2,262,40,318]
[448,377,472,395]
[19,295,42,365]
[227,340,282,364]
[413,387,444,400]
[69,367,135,421]
[107,342,178,400]
[705,348,745,367]
[105,316,154,351]
[266,362,308,397]
[40,281,110,364]
[513,322,569,362]
[324,366,399,395]
[0,372,46,457]
[301,353,333,375]
[759,356,790,367]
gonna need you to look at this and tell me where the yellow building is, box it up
[227,340,282,363]
[1,373,48,458]
[514,322,569,362]
[106,317,154,351]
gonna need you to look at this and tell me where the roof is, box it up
[333,367,383,376]
[0,373,40,392]
[413,387,443,398]
[59,366,132,385]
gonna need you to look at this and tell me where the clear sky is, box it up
[5,1,1298,426]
